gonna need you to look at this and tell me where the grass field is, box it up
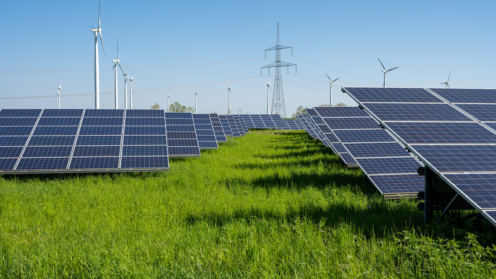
[0,130,496,278]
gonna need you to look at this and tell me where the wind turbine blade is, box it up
[118,62,124,73]
[332,77,340,82]
[98,0,101,28]
[99,31,106,58]
[325,73,331,81]
[378,58,386,70]
[447,70,451,82]
[387,67,398,72]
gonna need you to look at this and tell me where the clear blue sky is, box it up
[1,0,495,116]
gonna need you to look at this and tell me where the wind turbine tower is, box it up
[129,75,134,109]
[261,23,297,117]
[228,81,233,115]
[266,81,271,114]
[167,93,171,112]
[325,73,339,106]
[57,83,61,109]
[378,58,398,87]
[124,66,129,109]
[441,71,451,88]
[90,0,106,109]
[195,89,199,114]
[112,41,123,109]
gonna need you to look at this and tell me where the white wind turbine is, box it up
[266,80,270,114]
[441,70,451,88]
[194,87,200,114]
[228,79,233,115]
[378,58,398,87]
[57,83,61,109]
[325,73,339,106]
[167,93,171,112]
[112,41,123,109]
[90,0,106,109]
[129,75,134,109]
[123,65,129,109]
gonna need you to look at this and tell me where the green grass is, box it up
[0,130,495,278]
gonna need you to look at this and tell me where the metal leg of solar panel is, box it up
[424,166,435,223]
[436,193,459,223]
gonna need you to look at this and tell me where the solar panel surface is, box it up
[165,112,200,157]
[193,114,218,150]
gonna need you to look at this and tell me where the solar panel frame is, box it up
[193,114,218,150]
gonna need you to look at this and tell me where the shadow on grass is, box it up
[234,157,343,170]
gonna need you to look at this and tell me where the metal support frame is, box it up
[424,166,435,223]
[436,193,459,223]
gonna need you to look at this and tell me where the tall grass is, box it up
[0,130,495,277]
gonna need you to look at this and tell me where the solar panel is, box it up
[0,109,42,117]
[42,109,84,117]
[193,114,218,150]
[0,147,23,157]
[165,112,200,157]
[453,104,496,122]
[218,115,233,136]
[345,87,443,103]
[237,116,249,133]
[284,120,301,130]
[208,114,227,142]
[345,143,408,158]
[0,118,38,126]
[225,115,241,137]
[250,115,266,128]
[331,143,347,152]
[260,115,277,128]
[367,175,424,194]
[39,118,82,126]
[429,88,496,104]
[333,129,394,143]
[233,116,246,135]
[323,118,379,129]
[339,152,356,165]
[443,174,496,209]
[356,157,422,175]
[363,103,472,122]
[385,122,496,144]
[0,137,29,146]
[314,106,370,117]
[270,114,287,128]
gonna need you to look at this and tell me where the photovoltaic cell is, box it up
[345,87,443,103]
[0,127,34,136]
[0,118,38,126]
[385,122,496,144]
[123,136,167,146]
[168,147,200,156]
[331,143,347,153]
[363,103,472,122]
[42,109,83,117]
[126,110,164,118]
[0,109,42,117]
[17,158,68,170]
[23,146,72,157]
[367,175,424,194]
[455,104,496,122]
[84,110,124,117]
[443,174,496,209]
[411,145,496,173]
[124,118,165,126]
[122,146,168,156]
[345,143,408,158]
[193,114,218,149]
[356,157,422,175]
[0,159,17,170]
[121,157,169,168]
[167,126,195,132]
[210,114,227,142]
[165,112,200,157]
[323,118,379,129]
[0,137,28,147]
[29,136,76,146]
[339,152,356,165]
[82,118,123,126]
[166,119,194,125]
[39,118,81,126]
[69,157,119,169]
[429,88,496,104]
[0,147,23,157]
[33,126,79,136]
[76,136,121,146]
[333,130,395,143]
[314,106,370,117]
[124,126,165,135]
[73,146,121,157]
[79,126,122,136]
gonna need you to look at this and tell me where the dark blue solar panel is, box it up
[167,126,195,132]
[0,127,33,136]
[317,124,332,134]
[0,109,42,117]
[124,136,167,145]
[167,132,196,139]
[166,119,194,125]
[339,152,356,165]
[193,119,211,124]
[0,159,17,170]
[23,146,72,157]
[121,157,169,168]
[0,137,28,146]
[314,107,370,117]
[334,129,395,143]
[125,118,165,126]
[195,124,214,130]
[368,174,424,194]
[73,146,120,157]
[193,114,210,119]
[455,104,496,121]
[125,126,165,135]
[168,147,200,156]
[33,127,79,136]
[69,157,119,169]
[344,87,442,103]
[0,147,23,157]
[197,136,216,142]
[39,118,81,126]
[356,157,422,174]
[0,118,37,126]
[332,143,347,153]
[306,109,318,116]
[196,130,215,136]
[311,116,326,125]
[443,174,496,209]
[42,109,83,117]
[168,139,199,147]
[345,143,408,158]
[412,145,496,172]
[29,136,75,146]
[199,142,218,148]
[323,118,379,129]
[17,158,68,170]
[486,123,496,131]
[126,110,164,118]
[429,88,496,104]
[76,136,121,146]
[385,122,496,144]
[82,118,123,126]
[122,146,168,156]
[363,103,472,121]
[79,126,122,136]
[165,112,191,119]
[485,211,496,224]
[84,110,124,117]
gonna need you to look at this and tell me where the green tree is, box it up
[292,105,307,119]
[169,102,196,113]
[151,103,160,110]
[335,102,347,107]
[186,106,195,113]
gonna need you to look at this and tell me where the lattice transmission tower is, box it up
[261,23,297,118]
